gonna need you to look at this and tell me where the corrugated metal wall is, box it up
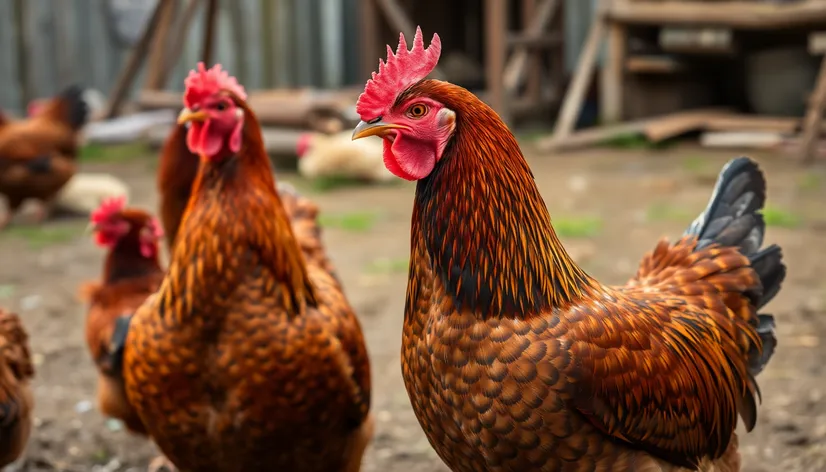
[0,0,363,115]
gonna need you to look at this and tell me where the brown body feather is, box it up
[157,123,339,280]
[0,86,88,227]
[401,80,778,471]
[125,100,371,471]
[0,309,34,467]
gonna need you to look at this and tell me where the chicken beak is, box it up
[351,120,407,141]
[84,222,98,235]
[177,108,208,125]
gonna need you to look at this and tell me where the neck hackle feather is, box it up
[166,73,316,317]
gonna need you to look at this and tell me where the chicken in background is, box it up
[80,196,164,436]
[0,308,35,468]
[121,63,372,472]
[352,28,786,472]
[0,85,91,229]
[158,122,340,281]
[296,130,394,184]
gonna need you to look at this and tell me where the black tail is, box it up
[684,157,786,376]
[58,84,90,130]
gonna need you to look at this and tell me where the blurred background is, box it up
[0,0,825,471]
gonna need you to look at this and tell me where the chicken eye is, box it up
[408,104,428,118]
[215,102,228,111]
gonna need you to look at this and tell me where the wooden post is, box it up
[165,0,203,74]
[600,16,626,124]
[103,0,166,119]
[550,1,607,140]
[485,0,509,122]
[202,0,219,66]
[503,0,559,95]
[523,0,542,103]
[12,0,32,110]
[143,0,178,91]
[260,0,276,86]
[359,0,380,80]
[227,0,248,84]
[800,54,826,164]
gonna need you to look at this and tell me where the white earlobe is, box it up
[235,108,243,119]
[438,108,456,130]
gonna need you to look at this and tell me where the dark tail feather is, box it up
[58,84,90,130]
[684,157,786,377]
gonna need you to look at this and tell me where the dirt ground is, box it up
[1,145,825,472]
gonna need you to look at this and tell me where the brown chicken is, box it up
[0,308,35,468]
[157,122,338,279]
[351,28,786,472]
[80,196,165,436]
[0,85,90,229]
[121,63,372,472]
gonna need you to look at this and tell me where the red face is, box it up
[92,213,162,259]
[178,93,244,160]
[351,96,456,181]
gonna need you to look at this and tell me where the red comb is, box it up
[90,196,126,225]
[183,62,248,108]
[356,26,441,120]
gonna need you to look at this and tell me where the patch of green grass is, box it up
[366,257,409,274]
[763,206,803,228]
[78,141,152,163]
[797,172,822,192]
[646,202,692,222]
[553,216,602,238]
[599,132,650,149]
[0,285,14,300]
[2,223,83,249]
[318,211,379,232]
[311,175,368,192]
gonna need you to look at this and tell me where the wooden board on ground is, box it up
[700,131,786,149]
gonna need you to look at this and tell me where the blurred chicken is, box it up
[0,85,91,229]
[80,196,164,436]
[296,130,394,183]
[0,308,34,468]
[54,173,130,216]
[121,63,372,472]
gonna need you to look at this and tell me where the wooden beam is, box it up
[551,2,606,139]
[201,0,219,66]
[522,0,542,105]
[227,0,248,84]
[600,16,626,123]
[800,54,826,164]
[374,0,445,79]
[103,0,166,119]
[143,0,177,91]
[608,0,826,29]
[165,0,202,76]
[503,0,559,95]
[485,0,509,122]
[359,0,380,80]
[12,0,32,110]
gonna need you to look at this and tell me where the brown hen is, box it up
[157,122,338,280]
[122,63,372,472]
[352,28,786,472]
[0,86,90,229]
[81,197,165,436]
[0,308,34,468]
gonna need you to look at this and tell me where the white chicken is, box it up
[296,130,394,183]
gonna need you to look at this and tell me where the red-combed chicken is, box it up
[80,196,165,436]
[120,63,372,472]
[157,122,339,280]
[351,27,786,472]
[0,85,90,229]
[0,308,35,468]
